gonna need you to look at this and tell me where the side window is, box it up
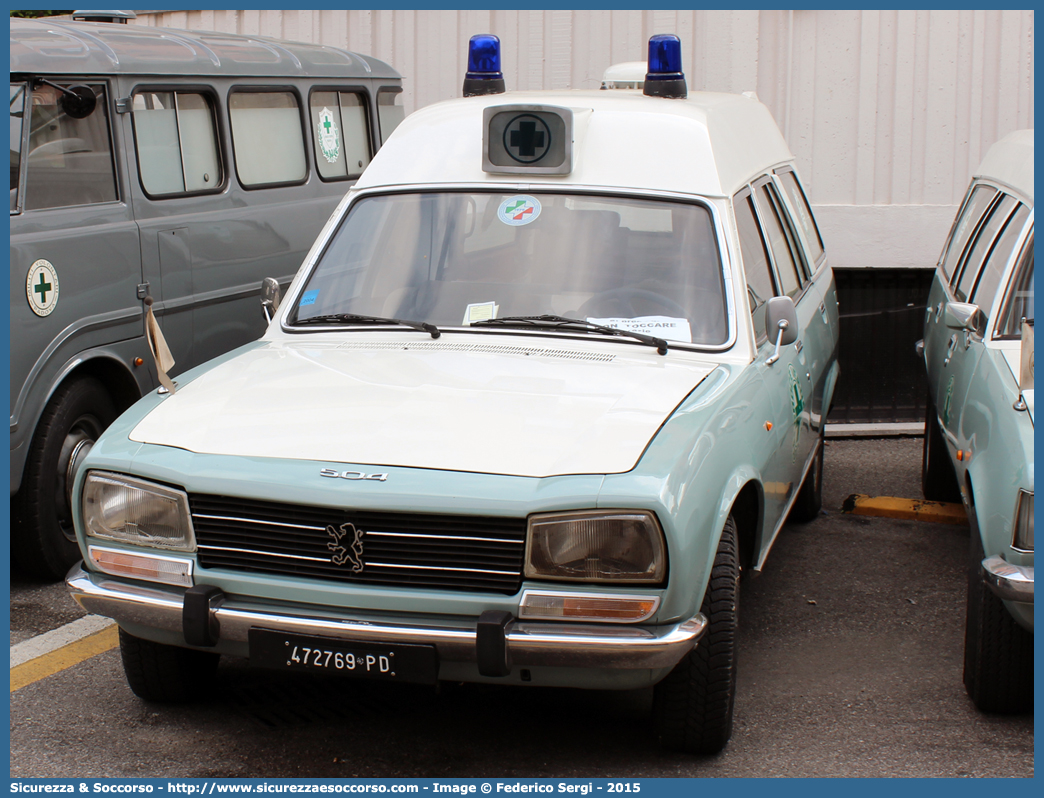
[734,189,777,343]
[970,203,1030,308]
[229,91,307,187]
[377,88,405,144]
[754,182,804,297]
[24,82,116,210]
[10,82,25,212]
[776,169,824,267]
[939,185,997,280]
[995,234,1034,340]
[310,90,372,180]
[952,195,1017,301]
[132,91,221,197]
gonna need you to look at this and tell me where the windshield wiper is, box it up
[293,313,440,339]
[471,314,668,355]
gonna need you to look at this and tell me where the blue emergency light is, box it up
[463,34,506,97]
[643,34,687,99]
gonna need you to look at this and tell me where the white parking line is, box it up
[10,615,115,668]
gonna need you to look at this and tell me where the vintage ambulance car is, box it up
[919,129,1033,714]
[68,35,840,754]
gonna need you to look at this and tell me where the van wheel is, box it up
[963,528,1033,713]
[119,628,220,703]
[653,516,739,754]
[788,426,825,523]
[922,396,961,503]
[12,376,116,581]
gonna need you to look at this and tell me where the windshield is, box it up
[293,191,730,346]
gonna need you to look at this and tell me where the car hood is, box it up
[129,337,717,478]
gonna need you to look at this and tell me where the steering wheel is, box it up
[577,288,688,319]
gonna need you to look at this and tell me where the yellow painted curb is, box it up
[10,624,119,692]
[841,494,969,525]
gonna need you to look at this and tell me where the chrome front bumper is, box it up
[66,565,706,671]
[982,555,1034,603]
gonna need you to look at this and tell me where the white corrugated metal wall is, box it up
[132,9,1034,271]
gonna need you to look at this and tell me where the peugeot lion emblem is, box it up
[327,523,365,572]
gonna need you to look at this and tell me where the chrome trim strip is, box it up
[365,561,517,576]
[193,514,326,532]
[197,545,518,575]
[197,545,329,563]
[366,531,522,544]
[67,565,706,670]
[982,555,1034,603]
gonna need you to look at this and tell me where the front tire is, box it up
[119,628,220,703]
[653,516,740,754]
[922,395,961,503]
[963,529,1033,713]
[12,376,117,580]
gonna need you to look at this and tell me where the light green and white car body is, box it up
[920,129,1033,713]
[68,69,839,748]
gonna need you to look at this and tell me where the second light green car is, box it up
[920,129,1034,713]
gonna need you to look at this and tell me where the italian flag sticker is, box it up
[497,195,542,226]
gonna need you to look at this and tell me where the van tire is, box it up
[12,376,116,581]
[788,426,825,523]
[119,628,220,703]
[963,528,1033,713]
[922,396,961,503]
[653,516,739,754]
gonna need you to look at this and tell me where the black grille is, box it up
[190,495,527,594]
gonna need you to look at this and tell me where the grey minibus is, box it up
[10,16,404,578]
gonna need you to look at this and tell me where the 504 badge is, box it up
[320,468,388,481]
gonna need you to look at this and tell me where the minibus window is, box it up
[132,91,221,196]
[10,83,25,212]
[310,90,371,180]
[24,82,116,210]
[377,88,405,144]
[229,91,307,187]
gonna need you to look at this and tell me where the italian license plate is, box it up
[249,629,438,684]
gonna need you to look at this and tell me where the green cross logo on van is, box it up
[317,107,341,163]
[26,259,60,317]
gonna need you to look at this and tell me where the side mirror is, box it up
[57,85,97,119]
[261,277,281,323]
[764,295,798,365]
[944,301,985,337]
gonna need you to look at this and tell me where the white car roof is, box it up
[975,129,1034,204]
[357,89,794,198]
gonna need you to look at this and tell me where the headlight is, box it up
[83,471,195,551]
[524,510,666,583]
[1013,490,1034,551]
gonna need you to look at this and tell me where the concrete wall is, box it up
[132,9,1034,270]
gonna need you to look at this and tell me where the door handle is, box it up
[943,333,958,366]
